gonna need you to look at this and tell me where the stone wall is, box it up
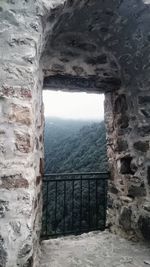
[105,89,150,240]
[41,0,150,241]
[0,0,150,266]
[0,1,46,266]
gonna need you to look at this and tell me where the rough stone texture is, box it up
[0,235,7,267]
[0,0,150,266]
[0,0,45,266]
[42,0,150,242]
[105,90,150,240]
[40,231,150,267]
[9,103,33,126]
[138,214,150,240]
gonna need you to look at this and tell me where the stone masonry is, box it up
[0,0,150,266]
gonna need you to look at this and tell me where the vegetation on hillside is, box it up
[42,118,108,237]
[44,117,108,173]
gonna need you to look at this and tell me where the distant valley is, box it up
[44,117,108,173]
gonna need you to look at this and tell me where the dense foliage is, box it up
[42,117,108,237]
[44,117,108,173]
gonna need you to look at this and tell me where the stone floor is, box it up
[40,231,150,267]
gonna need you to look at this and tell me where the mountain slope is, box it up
[44,118,108,173]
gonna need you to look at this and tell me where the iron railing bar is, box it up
[54,181,58,235]
[96,179,98,229]
[79,175,82,232]
[72,180,75,231]
[42,172,109,238]
[44,172,110,177]
[88,179,91,231]
[104,179,108,229]
[43,177,108,182]
[45,181,49,236]
[63,180,66,234]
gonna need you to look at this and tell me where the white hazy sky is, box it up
[43,90,104,121]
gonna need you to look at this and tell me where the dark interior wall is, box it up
[42,0,150,92]
[42,0,150,240]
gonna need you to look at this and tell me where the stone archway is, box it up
[41,0,150,240]
[0,0,150,266]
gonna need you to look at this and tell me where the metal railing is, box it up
[41,172,109,239]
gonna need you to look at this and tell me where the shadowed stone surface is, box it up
[42,0,150,242]
[42,0,150,92]
[40,231,150,267]
[0,235,7,267]
[0,0,150,265]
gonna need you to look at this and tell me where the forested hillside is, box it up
[44,117,108,173]
[42,118,108,236]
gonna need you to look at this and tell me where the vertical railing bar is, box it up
[80,175,82,233]
[104,178,108,229]
[42,172,109,238]
[54,180,58,235]
[63,180,66,234]
[72,180,75,231]
[88,179,90,231]
[45,181,49,236]
[96,178,98,229]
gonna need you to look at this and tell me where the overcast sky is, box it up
[43,90,104,121]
